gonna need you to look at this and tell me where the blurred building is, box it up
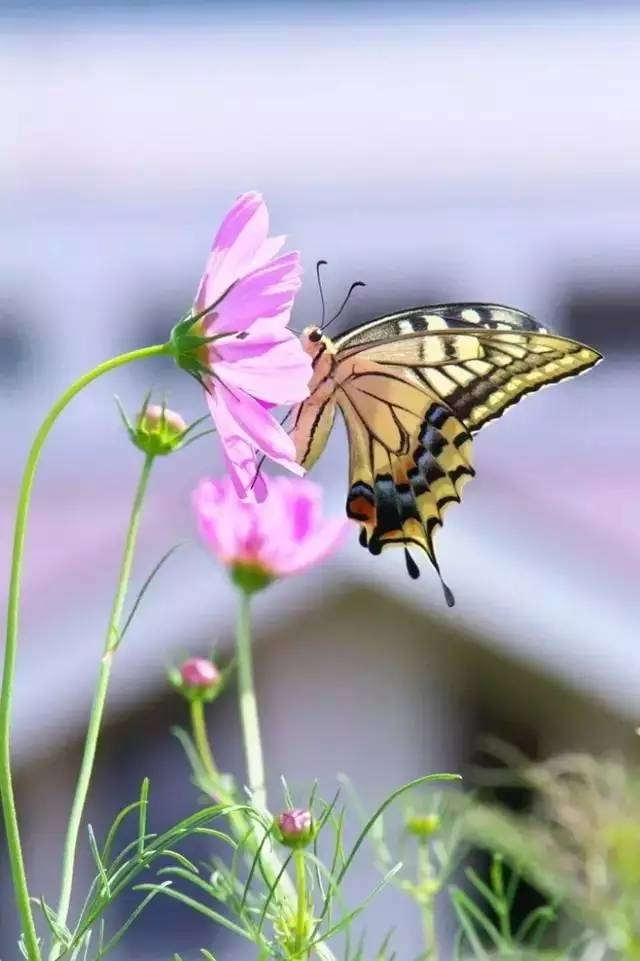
[1,1,639,959]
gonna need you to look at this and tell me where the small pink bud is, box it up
[180,657,220,689]
[141,404,187,435]
[277,808,313,846]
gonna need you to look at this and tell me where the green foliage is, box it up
[39,779,253,961]
[460,752,640,960]
[450,854,558,959]
[140,751,459,961]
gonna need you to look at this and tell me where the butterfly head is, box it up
[301,325,335,357]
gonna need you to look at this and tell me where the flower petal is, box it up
[195,191,269,311]
[209,252,302,335]
[216,380,304,476]
[215,333,312,406]
[206,388,268,502]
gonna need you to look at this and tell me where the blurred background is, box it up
[1,1,639,958]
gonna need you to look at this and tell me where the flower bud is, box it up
[134,403,187,456]
[406,812,440,840]
[117,395,191,457]
[180,656,220,689]
[277,808,314,848]
[169,656,222,703]
[142,404,187,435]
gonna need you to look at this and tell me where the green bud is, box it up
[406,812,440,839]
[116,396,192,457]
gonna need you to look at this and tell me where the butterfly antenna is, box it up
[316,259,328,328]
[322,280,367,332]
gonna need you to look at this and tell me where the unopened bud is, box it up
[169,656,222,703]
[180,657,220,689]
[277,808,314,847]
[117,395,190,457]
[406,812,440,839]
[141,404,187,435]
[134,403,187,456]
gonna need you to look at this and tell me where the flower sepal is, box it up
[168,309,215,382]
[231,562,275,596]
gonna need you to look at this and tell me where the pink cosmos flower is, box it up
[193,474,349,588]
[176,192,312,501]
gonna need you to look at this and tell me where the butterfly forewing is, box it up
[334,303,548,351]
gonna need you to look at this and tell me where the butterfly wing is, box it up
[335,304,602,432]
[335,302,548,350]
[291,394,337,470]
[335,360,475,605]
[292,303,601,605]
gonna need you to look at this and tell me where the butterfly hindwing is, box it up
[336,362,474,603]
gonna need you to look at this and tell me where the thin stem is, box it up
[190,700,222,790]
[235,590,266,809]
[202,591,337,961]
[54,452,155,934]
[0,342,168,961]
[418,840,438,961]
[294,849,309,958]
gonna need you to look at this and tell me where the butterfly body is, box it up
[292,304,601,605]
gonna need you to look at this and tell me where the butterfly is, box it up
[290,300,602,606]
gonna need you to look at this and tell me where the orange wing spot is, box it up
[347,495,376,523]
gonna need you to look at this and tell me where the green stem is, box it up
[233,592,334,959]
[190,699,222,790]
[418,840,438,961]
[54,452,155,935]
[294,849,308,958]
[235,590,266,810]
[0,342,168,961]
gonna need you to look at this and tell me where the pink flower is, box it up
[172,192,312,501]
[193,474,349,590]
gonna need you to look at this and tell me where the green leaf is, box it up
[38,898,72,947]
[87,824,111,896]
[138,777,150,856]
[92,883,171,959]
[115,545,184,649]
[318,772,459,932]
[308,863,402,949]
[134,882,253,941]
[101,797,146,865]
[257,850,294,936]
[451,886,503,951]
[240,822,276,910]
